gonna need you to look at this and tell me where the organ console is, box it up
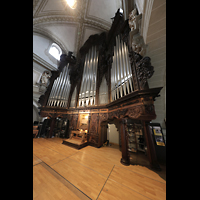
[38,9,162,170]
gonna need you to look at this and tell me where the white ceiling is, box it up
[33,0,122,56]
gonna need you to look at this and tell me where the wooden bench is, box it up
[70,130,87,143]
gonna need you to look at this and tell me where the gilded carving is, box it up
[99,113,108,122]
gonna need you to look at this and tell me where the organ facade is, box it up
[38,9,162,170]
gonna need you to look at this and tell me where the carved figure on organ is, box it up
[40,71,51,85]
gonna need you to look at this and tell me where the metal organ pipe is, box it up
[70,86,77,107]
[124,42,133,93]
[123,41,130,94]
[118,35,124,97]
[121,40,127,96]
[63,67,71,107]
[99,75,108,104]
[59,65,69,107]
[90,46,95,106]
[79,54,87,106]
[59,66,68,106]
[85,48,90,106]
[48,78,58,106]
[93,46,98,105]
[114,45,117,100]
[47,63,71,108]
[115,36,120,99]
[78,45,98,107]
[111,35,134,102]
[52,70,63,106]
[55,68,65,106]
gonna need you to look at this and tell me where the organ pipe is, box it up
[111,35,134,102]
[47,63,71,108]
[99,75,108,105]
[47,36,133,107]
[70,86,77,107]
[78,45,98,107]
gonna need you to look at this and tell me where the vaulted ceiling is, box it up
[33,0,122,56]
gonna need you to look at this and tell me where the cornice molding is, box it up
[33,15,110,32]
[33,27,69,55]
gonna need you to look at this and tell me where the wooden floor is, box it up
[33,138,166,200]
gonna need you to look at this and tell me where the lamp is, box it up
[66,0,77,9]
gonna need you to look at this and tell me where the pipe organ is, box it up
[70,86,77,108]
[47,63,71,108]
[99,75,108,105]
[38,9,162,169]
[111,35,134,102]
[78,45,98,107]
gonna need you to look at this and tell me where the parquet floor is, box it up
[33,138,166,200]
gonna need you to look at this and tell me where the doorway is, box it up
[100,119,121,151]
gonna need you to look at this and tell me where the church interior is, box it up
[33,0,166,199]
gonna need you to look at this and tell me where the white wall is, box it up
[107,124,119,144]
[33,105,39,123]
[33,33,59,69]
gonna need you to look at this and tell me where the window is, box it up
[49,43,62,60]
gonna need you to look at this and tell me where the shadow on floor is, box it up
[108,143,166,181]
[129,151,166,181]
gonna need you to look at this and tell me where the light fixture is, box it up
[66,0,77,9]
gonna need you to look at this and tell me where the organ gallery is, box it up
[38,9,162,170]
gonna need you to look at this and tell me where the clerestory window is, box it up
[49,43,62,60]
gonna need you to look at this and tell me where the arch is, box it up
[33,29,68,55]
[99,117,121,147]
[99,117,130,165]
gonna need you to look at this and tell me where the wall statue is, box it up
[128,8,142,32]
[129,8,146,57]
[132,34,147,57]
[40,71,51,85]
